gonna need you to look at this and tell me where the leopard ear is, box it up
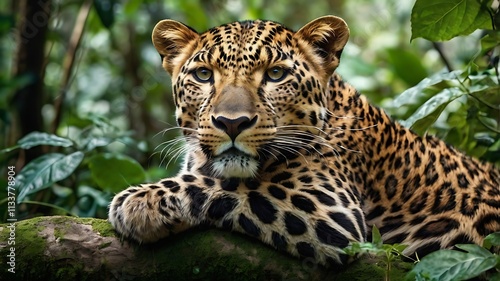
[152,19,199,75]
[295,16,349,75]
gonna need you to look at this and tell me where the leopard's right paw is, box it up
[108,184,187,243]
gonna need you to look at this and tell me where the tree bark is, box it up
[0,216,411,281]
[10,0,51,163]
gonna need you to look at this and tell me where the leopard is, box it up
[109,15,500,266]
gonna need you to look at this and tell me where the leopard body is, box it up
[109,16,500,265]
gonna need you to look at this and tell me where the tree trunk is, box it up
[10,0,51,163]
[0,216,412,281]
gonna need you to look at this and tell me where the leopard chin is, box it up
[211,149,259,178]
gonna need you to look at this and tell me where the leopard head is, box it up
[152,16,349,178]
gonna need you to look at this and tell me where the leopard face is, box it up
[152,17,348,178]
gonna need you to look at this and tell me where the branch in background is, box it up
[51,0,92,134]
[432,42,454,72]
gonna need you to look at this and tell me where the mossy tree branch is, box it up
[0,216,411,281]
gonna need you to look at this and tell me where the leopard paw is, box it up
[108,184,188,243]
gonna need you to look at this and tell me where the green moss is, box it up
[83,217,116,237]
[0,217,49,280]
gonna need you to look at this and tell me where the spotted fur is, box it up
[109,16,500,266]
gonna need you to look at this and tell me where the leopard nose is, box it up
[211,115,258,141]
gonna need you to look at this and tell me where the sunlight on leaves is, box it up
[18,131,73,149]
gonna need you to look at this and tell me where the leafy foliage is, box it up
[3,125,148,216]
[344,226,411,280]
[411,0,492,41]
[400,0,500,165]
[408,233,500,281]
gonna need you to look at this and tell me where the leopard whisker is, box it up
[165,145,193,169]
[259,146,280,161]
[275,131,333,155]
[330,124,378,132]
[267,140,312,165]
[338,145,362,154]
[276,130,351,159]
[159,141,186,168]
[277,130,333,148]
[324,108,362,120]
[154,135,198,169]
[276,124,330,137]
[154,126,199,139]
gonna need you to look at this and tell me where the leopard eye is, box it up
[265,66,288,82]
[193,67,213,82]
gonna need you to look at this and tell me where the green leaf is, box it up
[455,244,493,257]
[392,70,463,108]
[410,249,498,281]
[371,225,383,246]
[483,232,500,249]
[411,0,492,41]
[88,153,146,193]
[93,0,115,28]
[17,131,73,149]
[17,152,84,203]
[400,87,466,129]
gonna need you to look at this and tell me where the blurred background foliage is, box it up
[0,0,498,220]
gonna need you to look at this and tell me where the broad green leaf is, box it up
[411,0,492,41]
[392,70,463,108]
[78,134,113,152]
[93,0,115,29]
[17,152,84,203]
[455,244,493,257]
[88,153,146,193]
[483,232,500,249]
[400,87,466,129]
[17,131,73,149]
[410,249,498,281]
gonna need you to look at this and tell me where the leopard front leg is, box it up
[109,174,364,266]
